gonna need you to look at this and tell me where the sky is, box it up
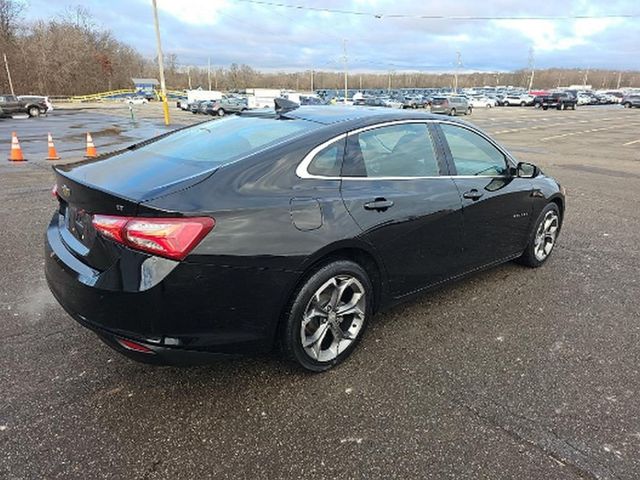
[22,0,640,73]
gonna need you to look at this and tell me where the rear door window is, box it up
[350,123,441,177]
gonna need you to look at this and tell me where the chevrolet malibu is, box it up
[45,103,565,372]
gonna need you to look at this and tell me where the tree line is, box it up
[0,0,638,96]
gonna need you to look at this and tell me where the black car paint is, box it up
[45,107,564,363]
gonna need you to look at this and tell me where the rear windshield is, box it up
[432,97,447,105]
[135,116,316,165]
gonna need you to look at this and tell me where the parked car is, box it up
[430,96,472,116]
[18,95,53,113]
[205,96,248,116]
[189,100,205,114]
[503,94,534,107]
[0,94,47,117]
[45,103,565,371]
[538,92,578,110]
[125,96,148,105]
[469,95,497,109]
[621,95,640,108]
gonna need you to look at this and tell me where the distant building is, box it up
[131,78,159,98]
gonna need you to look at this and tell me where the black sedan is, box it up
[45,102,565,372]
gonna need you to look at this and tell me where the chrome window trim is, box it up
[295,119,516,180]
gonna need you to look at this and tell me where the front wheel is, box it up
[466,107,472,115]
[624,102,632,108]
[518,203,561,268]
[281,260,373,372]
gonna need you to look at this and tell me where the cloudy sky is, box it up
[23,0,640,72]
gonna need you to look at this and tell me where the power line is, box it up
[235,0,640,21]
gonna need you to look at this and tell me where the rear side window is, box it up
[133,116,318,166]
[353,123,440,177]
[307,138,345,177]
[440,124,508,176]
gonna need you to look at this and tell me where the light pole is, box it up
[151,0,170,125]
[342,39,348,104]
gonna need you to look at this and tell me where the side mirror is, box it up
[515,162,539,178]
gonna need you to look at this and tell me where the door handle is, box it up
[363,198,394,212]
[462,189,483,201]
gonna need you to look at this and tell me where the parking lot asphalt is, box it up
[1,103,639,479]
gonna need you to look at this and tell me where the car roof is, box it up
[280,105,444,125]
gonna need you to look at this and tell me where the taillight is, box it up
[51,184,58,199]
[92,214,214,260]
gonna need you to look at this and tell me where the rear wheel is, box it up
[466,107,472,115]
[28,106,40,117]
[217,108,226,117]
[520,101,526,107]
[449,108,456,116]
[518,203,561,268]
[281,260,372,372]
[624,102,632,108]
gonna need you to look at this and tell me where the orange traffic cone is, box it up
[85,132,97,158]
[46,133,60,160]
[8,132,25,162]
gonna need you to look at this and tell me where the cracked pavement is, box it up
[1,104,639,479]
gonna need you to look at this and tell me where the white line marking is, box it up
[623,139,640,146]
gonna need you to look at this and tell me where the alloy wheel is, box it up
[534,211,559,261]
[300,275,366,362]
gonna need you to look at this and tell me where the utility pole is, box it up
[359,74,362,90]
[310,69,314,91]
[616,71,622,89]
[3,53,14,96]
[151,0,170,125]
[527,47,535,91]
[342,39,348,104]
[187,67,192,90]
[208,57,212,90]
[454,51,462,93]
[583,67,590,87]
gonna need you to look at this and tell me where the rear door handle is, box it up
[462,189,483,201]
[363,198,394,212]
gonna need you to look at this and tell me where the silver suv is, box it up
[430,96,472,116]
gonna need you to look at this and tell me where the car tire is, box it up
[281,260,373,372]
[28,106,40,117]
[217,108,225,117]
[520,101,526,107]
[449,108,456,116]
[542,106,548,110]
[517,203,561,268]
[624,102,631,108]
[571,104,576,110]
[466,107,472,115]
[534,103,541,109]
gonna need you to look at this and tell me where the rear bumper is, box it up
[45,213,300,364]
